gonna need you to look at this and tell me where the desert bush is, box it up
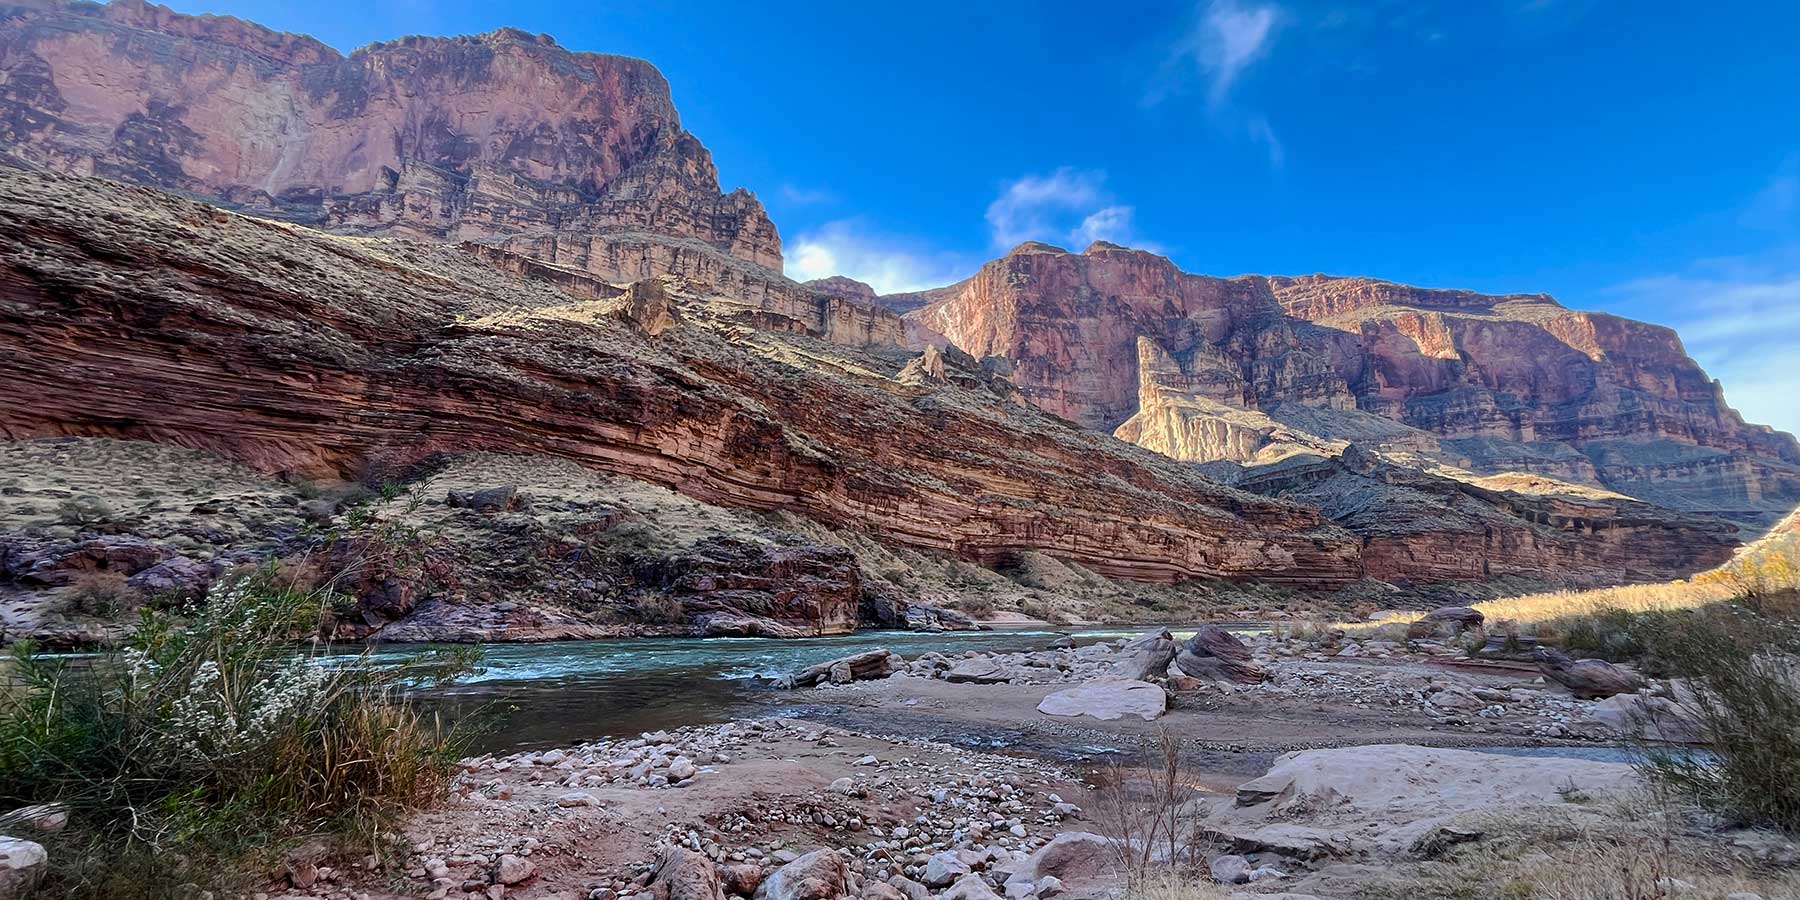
[1635,605,1800,833]
[634,592,687,625]
[54,495,114,528]
[956,593,997,618]
[0,567,475,898]
[65,569,135,618]
[1091,729,1216,883]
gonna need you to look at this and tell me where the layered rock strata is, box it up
[901,241,1800,534]
[0,0,904,349]
[0,168,1361,588]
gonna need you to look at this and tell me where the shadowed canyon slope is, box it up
[900,241,1800,533]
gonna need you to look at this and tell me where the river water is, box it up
[385,626,1158,753]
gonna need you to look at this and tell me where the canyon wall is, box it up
[0,168,1367,588]
[0,0,777,268]
[903,241,1800,533]
[0,0,912,347]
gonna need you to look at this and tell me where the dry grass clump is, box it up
[1329,532,1800,645]
[1127,870,1231,900]
[1374,797,1800,900]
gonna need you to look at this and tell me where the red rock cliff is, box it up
[0,168,1364,588]
[0,0,779,270]
[905,242,1800,532]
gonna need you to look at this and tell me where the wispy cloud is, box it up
[1607,261,1800,437]
[985,168,1153,251]
[1148,1,1288,169]
[1739,158,1799,231]
[783,219,972,295]
[1186,0,1283,104]
[778,183,837,206]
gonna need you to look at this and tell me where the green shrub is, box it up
[1636,602,1800,833]
[0,567,475,898]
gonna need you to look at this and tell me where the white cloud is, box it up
[1607,267,1800,437]
[1146,2,1287,169]
[779,183,837,206]
[984,168,1154,250]
[1247,115,1284,168]
[1738,160,1799,231]
[1188,0,1283,103]
[783,219,971,295]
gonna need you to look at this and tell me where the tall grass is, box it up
[0,559,474,897]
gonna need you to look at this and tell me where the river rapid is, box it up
[383,626,1160,753]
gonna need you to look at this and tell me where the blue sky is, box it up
[169,0,1800,435]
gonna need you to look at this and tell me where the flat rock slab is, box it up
[1037,679,1165,721]
[945,657,1011,684]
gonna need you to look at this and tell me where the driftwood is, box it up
[1533,647,1643,699]
[1174,625,1266,684]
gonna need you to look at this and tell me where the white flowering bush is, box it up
[0,563,475,899]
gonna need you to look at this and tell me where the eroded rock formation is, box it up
[0,0,906,349]
[901,241,1800,534]
[0,0,776,266]
[0,168,1362,589]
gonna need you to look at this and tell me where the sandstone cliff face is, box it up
[0,0,778,271]
[904,242,1800,533]
[0,0,916,348]
[0,168,1362,589]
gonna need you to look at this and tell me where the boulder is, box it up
[998,832,1115,893]
[1220,744,1637,857]
[1577,683,1707,743]
[4,536,168,585]
[788,650,900,688]
[1209,855,1252,885]
[1406,606,1484,639]
[1533,647,1644,699]
[1174,625,1266,684]
[944,656,1011,684]
[652,538,863,637]
[1110,628,1178,680]
[648,848,727,900]
[494,854,536,886]
[722,864,765,896]
[941,873,1002,900]
[0,837,46,898]
[445,485,526,513]
[921,851,970,887]
[754,849,848,900]
[125,555,214,599]
[1037,679,1166,721]
[861,882,908,900]
[908,652,955,677]
[887,876,931,900]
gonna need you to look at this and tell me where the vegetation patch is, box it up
[1,547,475,898]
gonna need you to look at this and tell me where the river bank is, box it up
[274,713,1799,900]
[300,624,1797,900]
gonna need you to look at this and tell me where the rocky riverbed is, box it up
[224,714,1799,900]
[175,622,1799,900]
[786,626,1685,750]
